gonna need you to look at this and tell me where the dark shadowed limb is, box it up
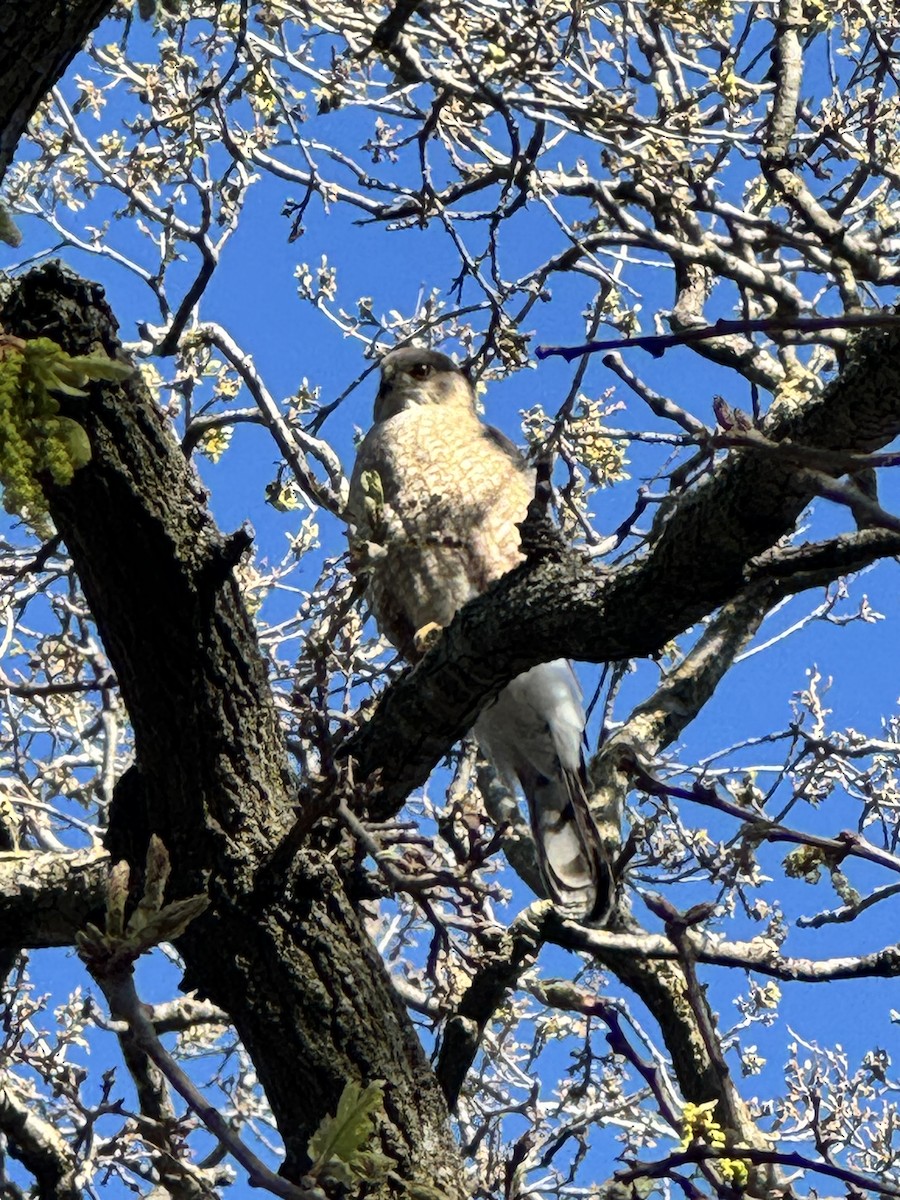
[0,0,115,186]
[0,263,465,1199]
[535,311,900,364]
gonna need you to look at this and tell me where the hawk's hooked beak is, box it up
[374,375,392,422]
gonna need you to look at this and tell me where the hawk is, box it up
[348,347,613,923]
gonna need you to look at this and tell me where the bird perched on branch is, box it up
[348,346,614,923]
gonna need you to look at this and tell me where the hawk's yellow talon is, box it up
[414,621,443,654]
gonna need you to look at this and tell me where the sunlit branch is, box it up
[554,916,900,985]
[197,322,348,515]
[93,964,327,1200]
[0,1074,80,1200]
[797,880,900,930]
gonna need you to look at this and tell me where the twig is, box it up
[536,311,900,363]
[94,965,326,1200]
[616,1143,900,1197]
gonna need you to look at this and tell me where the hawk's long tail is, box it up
[474,660,617,924]
[519,763,616,923]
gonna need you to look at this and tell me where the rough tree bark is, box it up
[0,263,466,1198]
[0,0,116,185]
[2,262,899,1194]
[3,8,900,1193]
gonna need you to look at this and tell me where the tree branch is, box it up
[92,961,325,1200]
[0,847,108,951]
[552,917,900,984]
[535,311,900,364]
[0,1075,80,1200]
[348,321,900,815]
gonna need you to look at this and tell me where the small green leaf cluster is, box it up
[0,335,131,530]
[76,834,209,972]
[306,1078,393,1186]
[783,843,830,883]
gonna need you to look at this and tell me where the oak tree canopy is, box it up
[1,2,900,1199]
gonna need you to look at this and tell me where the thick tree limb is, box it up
[0,263,465,1198]
[0,847,108,949]
[348,323,900,815]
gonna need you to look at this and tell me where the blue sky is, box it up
[3,5,900,1195]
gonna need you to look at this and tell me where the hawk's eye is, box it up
[409,363,432,380]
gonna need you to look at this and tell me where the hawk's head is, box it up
[375,347,474,422]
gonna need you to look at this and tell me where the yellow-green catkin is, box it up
[679,1100,750,1189]
[0,335,131,532]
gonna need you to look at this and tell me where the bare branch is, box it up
[0,1075,80,1200]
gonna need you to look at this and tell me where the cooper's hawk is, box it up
[348,347,613,923]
